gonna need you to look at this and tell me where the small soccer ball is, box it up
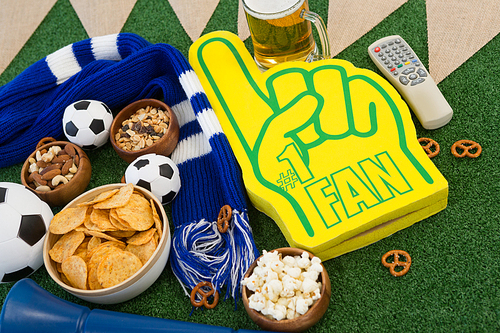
[63,100,113,149]
[0,182,53,283]
[124,153,181,205]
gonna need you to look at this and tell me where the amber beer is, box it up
[243,0,316,69]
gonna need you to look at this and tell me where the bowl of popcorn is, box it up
[21,137,92,207]
[43,183,171,304]
[242,248,331,332]
[110,99,179,163]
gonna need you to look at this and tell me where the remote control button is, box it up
[381,56,387,60]
[388,41,394,46]
[411,78,425,86]
[384,60,390,64]
[402,67,415,75]
[390,67,396,72]
[391,57,397,61]
[392,46,398,50]
[375,47,381,52]
[393,71,398,75]
[378,52,383,57]
[394,61,400,65]
[395,38,401,43]
[387,64,394,69]
[409,73,418,80]
[399,76,410,85]
[397,64,403,68]
[417,68,427,77]
[395,50,401,54]
[402,58,407,62]
[381,44,387,48]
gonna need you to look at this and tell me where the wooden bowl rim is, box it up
[20,140,91,197]
[43,183,170,296]
[242,247,331,332]
[109,98,178,160]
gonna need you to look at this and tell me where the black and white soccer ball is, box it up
[124,153,181,205]
[62,100,113,149]
[0,182,53,283]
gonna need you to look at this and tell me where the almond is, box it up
[41,168,62,181]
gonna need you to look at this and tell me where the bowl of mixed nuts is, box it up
[110,99,179,163]
[21,137,92,207]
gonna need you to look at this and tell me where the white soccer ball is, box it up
[124,153,181,205]
[0,182,53,283]
[62,100,114,149]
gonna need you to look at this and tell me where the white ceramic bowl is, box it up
[43,183,171,304]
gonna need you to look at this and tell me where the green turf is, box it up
[1,0,500,331]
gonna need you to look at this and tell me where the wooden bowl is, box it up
[21,137,91,207]
[242,247,331,332]
[43,184,171,304]
[110,99,179,163]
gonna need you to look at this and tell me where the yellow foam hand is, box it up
[189,31,448,259]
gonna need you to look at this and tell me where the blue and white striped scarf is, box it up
[0,33,258,304]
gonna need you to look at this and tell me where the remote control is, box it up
[368,35,453,130]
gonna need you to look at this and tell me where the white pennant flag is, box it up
[427,0,500,83]
[169,0,220,41]
[0,0,57,75]
[327,0,408,57]
[70,0,138,38]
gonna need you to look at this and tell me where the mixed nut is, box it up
[27,144,79,192]
[115,106,170,151]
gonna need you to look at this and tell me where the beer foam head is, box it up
[243,0,304,19]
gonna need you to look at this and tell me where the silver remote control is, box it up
[368,35,453,130]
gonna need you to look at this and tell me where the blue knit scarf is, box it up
[0,33,259,304]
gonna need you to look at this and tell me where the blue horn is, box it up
[0,279,278,333]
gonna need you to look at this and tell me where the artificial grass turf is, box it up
[1,0,500,331]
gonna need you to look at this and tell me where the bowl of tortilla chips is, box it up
[43,183,171,304]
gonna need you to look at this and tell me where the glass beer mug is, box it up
[242,0,331,70]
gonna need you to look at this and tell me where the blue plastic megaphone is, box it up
[0,279,279,333]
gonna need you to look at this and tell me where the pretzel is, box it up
[190,281,219,309]
[381,250,411,277]
[217,205,232,233]
[451,140,482,158]
[417,137,440,158]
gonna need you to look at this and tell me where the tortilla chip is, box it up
[85,230,124,243]
[116,194,154,231]
[90,208,117,231]
[49,230,85,263]
[49,206,88,234]
[125,237,157,265]
[97,250,143,288]
[87,236,102,252]
[77,189,119,206]
[61,255,88,290]
[107,230,136,238]
[109,209,135,230]
[87,264,102,290]
[126,228,156,246]
[87,241,126,265]
[83,208,103,231]
[93,183,134,209]
[150,199,163,241]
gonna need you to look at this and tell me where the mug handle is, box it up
[300,9,331,61]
